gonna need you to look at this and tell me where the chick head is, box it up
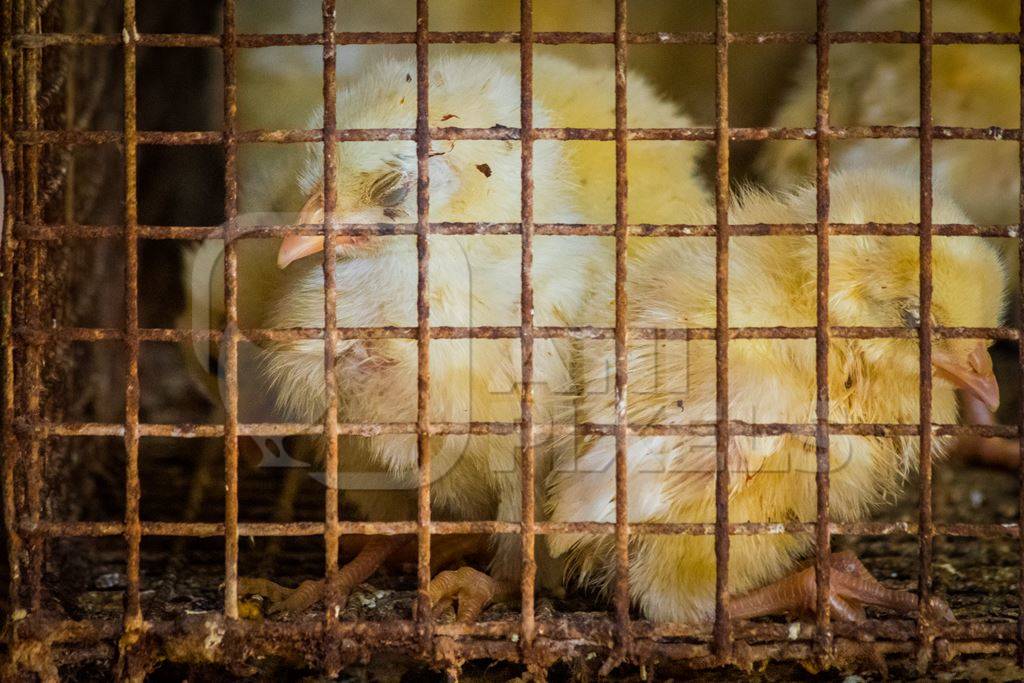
[277,53,578,268]
[828,231,1005,412]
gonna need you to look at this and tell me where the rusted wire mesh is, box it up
[3,0,1024,678]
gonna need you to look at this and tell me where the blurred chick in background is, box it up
[756,0,1020,468]
[236,1,815,162]
[226,51,709,618]
[758,0,1018,228]
[546,169,1005,623]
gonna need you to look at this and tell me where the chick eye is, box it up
[367,171,412,208]
[900,304,921,328]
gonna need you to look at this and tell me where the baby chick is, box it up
[240,51,709,618]
[546,169,1005,623]
[755,0,1019,467]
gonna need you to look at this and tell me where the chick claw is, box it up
[238,535,408,617]
[427,566,503,623]
[729,551,955,624]
[238,577,327,615]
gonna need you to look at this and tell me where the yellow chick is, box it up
[235,51,708,617]
[546,168,1005,623]
[755,0,1019,467]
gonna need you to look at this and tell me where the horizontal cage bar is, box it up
[10,30,1023,49]
[12,125,1024,144]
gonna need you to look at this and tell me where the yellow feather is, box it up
[546,169,1006,622]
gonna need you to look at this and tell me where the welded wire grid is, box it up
[3,0,1024,676]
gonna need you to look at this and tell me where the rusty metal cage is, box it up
[4,0,1024,678]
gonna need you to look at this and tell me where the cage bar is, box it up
[518,0,537,656]
[1017,0,1024,668]
[712,0,732,659]
[1,0,20,619]
[917,0,936,670]
[812,0,833,659]
[10,29,1024,49]
[221,0,241,622]
[1,0,1023,677]
[18,124,1024,146]
[120,0,143,638]
[414,0,433,634]
[612,0,632,659]
[318,2,344,673]
[13,322,1023,345]
[25,0,45,614]
[17,518,1024,540]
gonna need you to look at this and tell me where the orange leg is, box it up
[389,533,489,574]
[240,534,409,615]
[729,551,954,623]
[427,566,514,623]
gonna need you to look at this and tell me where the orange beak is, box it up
[932,341,1000,412]
[277,193,327,269]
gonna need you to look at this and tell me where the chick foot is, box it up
[729,551,954,624]
[428,566,511,623]
[239,534,408,616]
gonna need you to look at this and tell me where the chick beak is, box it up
[277,193,326,269]
[932,341,1000,412]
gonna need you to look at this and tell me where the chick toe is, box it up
[238,577,325,616]
[730,551,947,625]
[427,566,506,623]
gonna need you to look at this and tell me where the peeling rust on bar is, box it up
[20,518,1024,540]
[917,0,936,671]
[4,1,1024,677]
[712,0,732,661]
[812,0,833,659]
[1,0,22,620]
[14,323,1024,345]
[14,220,1024,241]
[10,29,1024,49]
[14,125,1024,146]
[518,0,538,660]
[1016,0,1024,668]
[121,0,143,645]
[20,419,1022,440]
[319,2,343,672]
[414,0,433,638]
[611,0,632,664]
[221,0,241,623]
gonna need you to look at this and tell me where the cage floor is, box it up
[34,455,1020,681]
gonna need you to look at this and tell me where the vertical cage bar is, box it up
[916,0,936,671]
[320,0,341,634]
[712,0,732,659]
[518,0,537,651]
[1,0,22,617]
[221,0,240,620]
[62,0,75,228]
[121,0,143,630]
[23,0,44,612]
[612,0,632,648]
[1017,0,1024,667]
[414,0,433,629]
[812,0,833,657]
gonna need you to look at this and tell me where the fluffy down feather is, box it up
[545,169,1006,622]
[257,51,708,591]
